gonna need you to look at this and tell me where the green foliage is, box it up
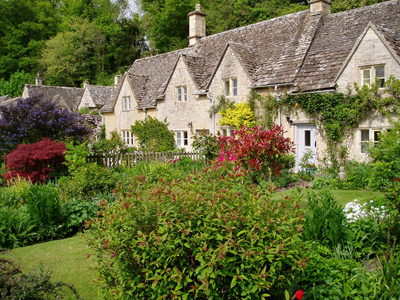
[0,206,35,249]
[0,71,34,98]
[64,141,90,174]
[303,190,347,249]
[331,0,390,13]
[62,199,99,235]
[219,102,256,129]
[0,250,80,299]
[342,161,372,190]
[58,163,117,200]
[90,131,127,155]
[192,131,220,162]
[131,116,175,152]
[86,166,306,299]
[248,91,280,127]
[24,183,65,241]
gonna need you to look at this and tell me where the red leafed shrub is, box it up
[3,139,67,184]
[218,125,294,181]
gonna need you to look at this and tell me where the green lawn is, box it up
[272,187,383,207]
[2,235,100,300]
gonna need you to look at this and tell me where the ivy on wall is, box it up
[248,76,400,166]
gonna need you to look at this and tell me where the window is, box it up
[176,131,188,147]
[232,79,238,96]
[224,78,238,96]
[123,96,131,110]
[305,130,311,147]
[177,86,187,102]
[196,129,209,136]
[376,67,385,88]
[360,66,385,87]
[224,80,230,96]
[122,130,134,146]
[373,130,380,145]
[360,129,370,154]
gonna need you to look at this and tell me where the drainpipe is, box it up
[206,92,215,135]
[275,85,281,126]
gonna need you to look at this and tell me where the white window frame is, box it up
[123,96,131,110]
[360,65,385,88]
[360,129,370,154]
[177,86,188,102]
[224,78,238,96]
[232,78,238,96]
[176,130,189,148]
[122,130,134,146]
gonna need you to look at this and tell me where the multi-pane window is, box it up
[123,96,131,110]
[176,131,189,147]
[122,130,134,146]
[360,129,370,154]
[360,66,385,87]
[373,130,380,145]
[376,67,385,88]
[177,86,187,102]
[224,79,238,96]
[232,79,238,96]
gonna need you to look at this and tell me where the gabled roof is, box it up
[23,85,84,111]
[105,0,400,111]
[86,85,115,107]
[295,0,400,91]
[0,97,19,107]
[0,95,10,104]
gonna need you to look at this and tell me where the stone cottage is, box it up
[101,0,400,169]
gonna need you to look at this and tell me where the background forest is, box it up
[0,0,389,97]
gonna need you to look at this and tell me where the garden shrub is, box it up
[62,198,99,235]
[341,161,372,190]
[58,163,117,200]
[311,175,338,190]
[3,139,67,184]
[131,116,175,152]
[86,165,306,299]
[302,190,347,249]
[0,250,80,299]
[218,125,294,183]
[192,131,220,162]
[24,183,65,241]
[0,206,35,248]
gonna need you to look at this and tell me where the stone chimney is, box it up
[309,0,331,15]
[188,4,206,46]
[83,81,90,88]
[35,74,42,86]
[114,74,121,87]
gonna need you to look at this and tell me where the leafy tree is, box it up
[3,139,67,184]
[0,71,35,98]
[40,17,105,86]
[331,0,389,13]
[0,94,90,151]
[131,116,175,151]
[0,0,59,80]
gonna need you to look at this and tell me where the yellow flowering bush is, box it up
[219,102,256,129]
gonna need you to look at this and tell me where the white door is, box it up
[295,125,317,172]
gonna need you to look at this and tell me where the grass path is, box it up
[2,235,100,300]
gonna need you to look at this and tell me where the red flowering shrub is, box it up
[218,125,294,181]
[3,139,67,183]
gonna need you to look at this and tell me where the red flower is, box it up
[295,289,304,299]
[397,177,400,182]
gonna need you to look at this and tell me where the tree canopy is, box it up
[0,94,90,151]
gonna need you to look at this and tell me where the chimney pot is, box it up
[35,76,42,86]
[114,75,121,87]
[309,0,331,15]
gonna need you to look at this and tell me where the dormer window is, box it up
[360,65,385,88]
[224,78,238,96]
[123,96,131,110]
[177,86,187,102]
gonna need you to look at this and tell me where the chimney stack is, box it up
[309,0,331,15]
[188,4,206,46]
[35,74,42,86]
[83,81,90,88]
[114,74,121,87]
